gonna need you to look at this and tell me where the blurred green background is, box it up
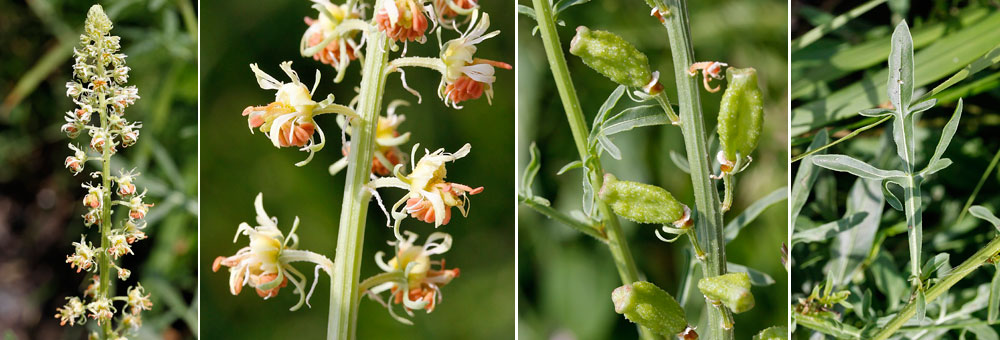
[199,1,513,339]
[0,0,197,339]
[791,0,1000,338]
[517,0,788,339]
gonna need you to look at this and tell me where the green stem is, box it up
[328,19,391,340]
[518,194,607,242]
[97,50,113,340]
[530,0,656,339]
[871,237,1000,340]
[649,0,733,338]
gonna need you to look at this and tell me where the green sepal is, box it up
[612,281,688,336]
[569,26,653,89]
[698,272,756,313]
[599,174,685,225]
[717,67,764,162]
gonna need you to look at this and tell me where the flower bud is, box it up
[698,272,755,313]
[612,281,692,337]
[599,174,686,226]
[717,67,763,165]
[753,326,788,340]
[569,26,660,93]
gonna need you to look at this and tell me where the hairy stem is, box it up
[97,51,114,340]
[872,236,1000,340]
[328,19,391,340]
[648,0,734,338]
[530,0,656,339]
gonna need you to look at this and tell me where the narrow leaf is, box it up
[517,5,537,21]
[725,187,787,243]
[521,142,542,196]
[882,178,904,211]
[792,129,829,228]
[970,205,1000,231]
[858,108,893,117]
[670,150,690,174]
[593,85,626,128]
[600,105,670,136]
[596,135,621,160]
[920,158,952,178]
[554,0,590,14]
[791,212,867,245]
[588,85,627,148]
[888,21,914,113]
[828,179,884,287]
[582,164,594,216]
[727,262,775,286]
[812,154,906,179]
[925,98,963,171]
[907,98,937,115]
[557,160,582,175]
[915,290,926,323]
[919,253,950,282]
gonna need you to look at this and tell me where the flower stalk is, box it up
[529,0,655,339]
[645,0,735,338]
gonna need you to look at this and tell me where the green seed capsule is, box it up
[612,281,689,336]
[599,174,686,225]
[698,272,755,313]
[569,27,660,93]
[717,67,764,163]
[753,326,789,340]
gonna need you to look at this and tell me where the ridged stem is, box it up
[328,15,391,340]
[530,0,657,339]
[646,0,734,338]
[96,47,114,340]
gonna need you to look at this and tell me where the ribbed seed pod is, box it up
[698,272,755,313]
[717,67,764,163]
[599,174,685,225]
[569,27,660,93]
[612,281,690,337]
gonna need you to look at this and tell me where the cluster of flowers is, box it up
[55,6,152,338]
[216,0,505,326]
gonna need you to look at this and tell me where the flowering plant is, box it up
[212,0,509,338]
[55,5,154,339]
